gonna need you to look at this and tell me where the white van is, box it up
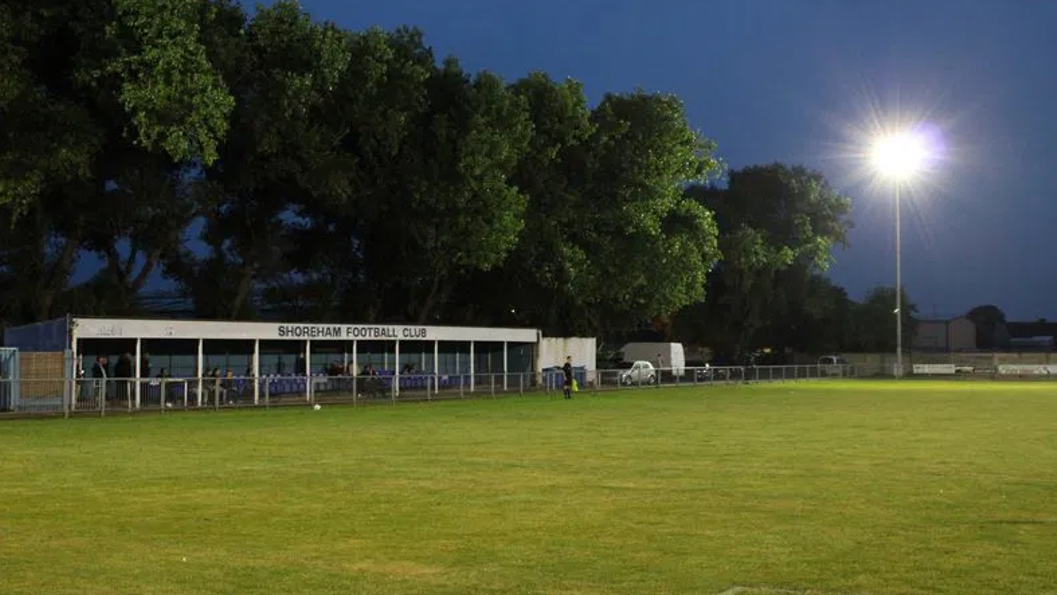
[619,342,686,377]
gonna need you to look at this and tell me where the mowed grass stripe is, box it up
[1,381,1056,595]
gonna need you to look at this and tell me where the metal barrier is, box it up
[0,365,858,418]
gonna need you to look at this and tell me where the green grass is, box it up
[2,381,1057,595]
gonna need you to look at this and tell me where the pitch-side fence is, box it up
[0,364,858,418]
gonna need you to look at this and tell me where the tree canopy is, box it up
[2,0,931,361]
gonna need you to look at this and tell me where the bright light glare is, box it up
[871,131,929,181]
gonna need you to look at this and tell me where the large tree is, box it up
[164,0,352,319]
[458,72,596,332]
[849,285,919,352]
[361,56,532,324]
[677,164,853,360]
[459,87,723,337]
[278,39,533,324]
[262,26,437,322]
[0,0,233,323]
[574,91,722,337]
[754,272,855,356]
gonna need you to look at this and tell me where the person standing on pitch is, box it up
[562,356,574,399]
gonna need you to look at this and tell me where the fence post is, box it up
[491,374,495,398]
[265,381,270,410]
[63,377,71,419]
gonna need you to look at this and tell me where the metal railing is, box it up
[0,364,857,418]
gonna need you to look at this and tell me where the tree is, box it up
[849,286,919,352]
[444,72,595,332]
[0,0,234,323]
[754,272,855,355]
[366,57,532,324]
[677,164,853,360]
[266,25,437,322]
[165,0,352,319]
[107,0,235,166]
[2,1,868,340]
[569,90,722,337]
[283,43,533,324]
[0,0,233,212]
[965,304,1009,349]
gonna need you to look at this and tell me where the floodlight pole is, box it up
[895,184,903,378]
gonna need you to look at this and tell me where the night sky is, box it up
[290,0,1055,322]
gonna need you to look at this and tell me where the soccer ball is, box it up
[313,404,321,411]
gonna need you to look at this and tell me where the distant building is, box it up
[1005,320,1057,351]
[912,316,976,351]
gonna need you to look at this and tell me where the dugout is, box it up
[4,317,540,408]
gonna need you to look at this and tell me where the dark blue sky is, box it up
[289,0,1054,321]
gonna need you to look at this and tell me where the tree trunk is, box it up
[415,275,443,326]
[37,233,82,321]
[229,268,255,320]
[129,250,160,293]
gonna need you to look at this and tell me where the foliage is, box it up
[0,0,942,358]
[108,0,235,165]
[573,91,722,335]
[848,285,920,352]
[164,0,353,319]
[676,164,853,360]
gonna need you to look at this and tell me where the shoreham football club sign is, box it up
[68,317,539,343]
[276,324,430,340]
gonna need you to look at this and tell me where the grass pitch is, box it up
[2,381,1056,595]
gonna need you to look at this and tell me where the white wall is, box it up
[538,337,597,371]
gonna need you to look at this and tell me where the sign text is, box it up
[277,325,429,340]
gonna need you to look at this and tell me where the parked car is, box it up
[620,360,657,385]
[818,355,849,376]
